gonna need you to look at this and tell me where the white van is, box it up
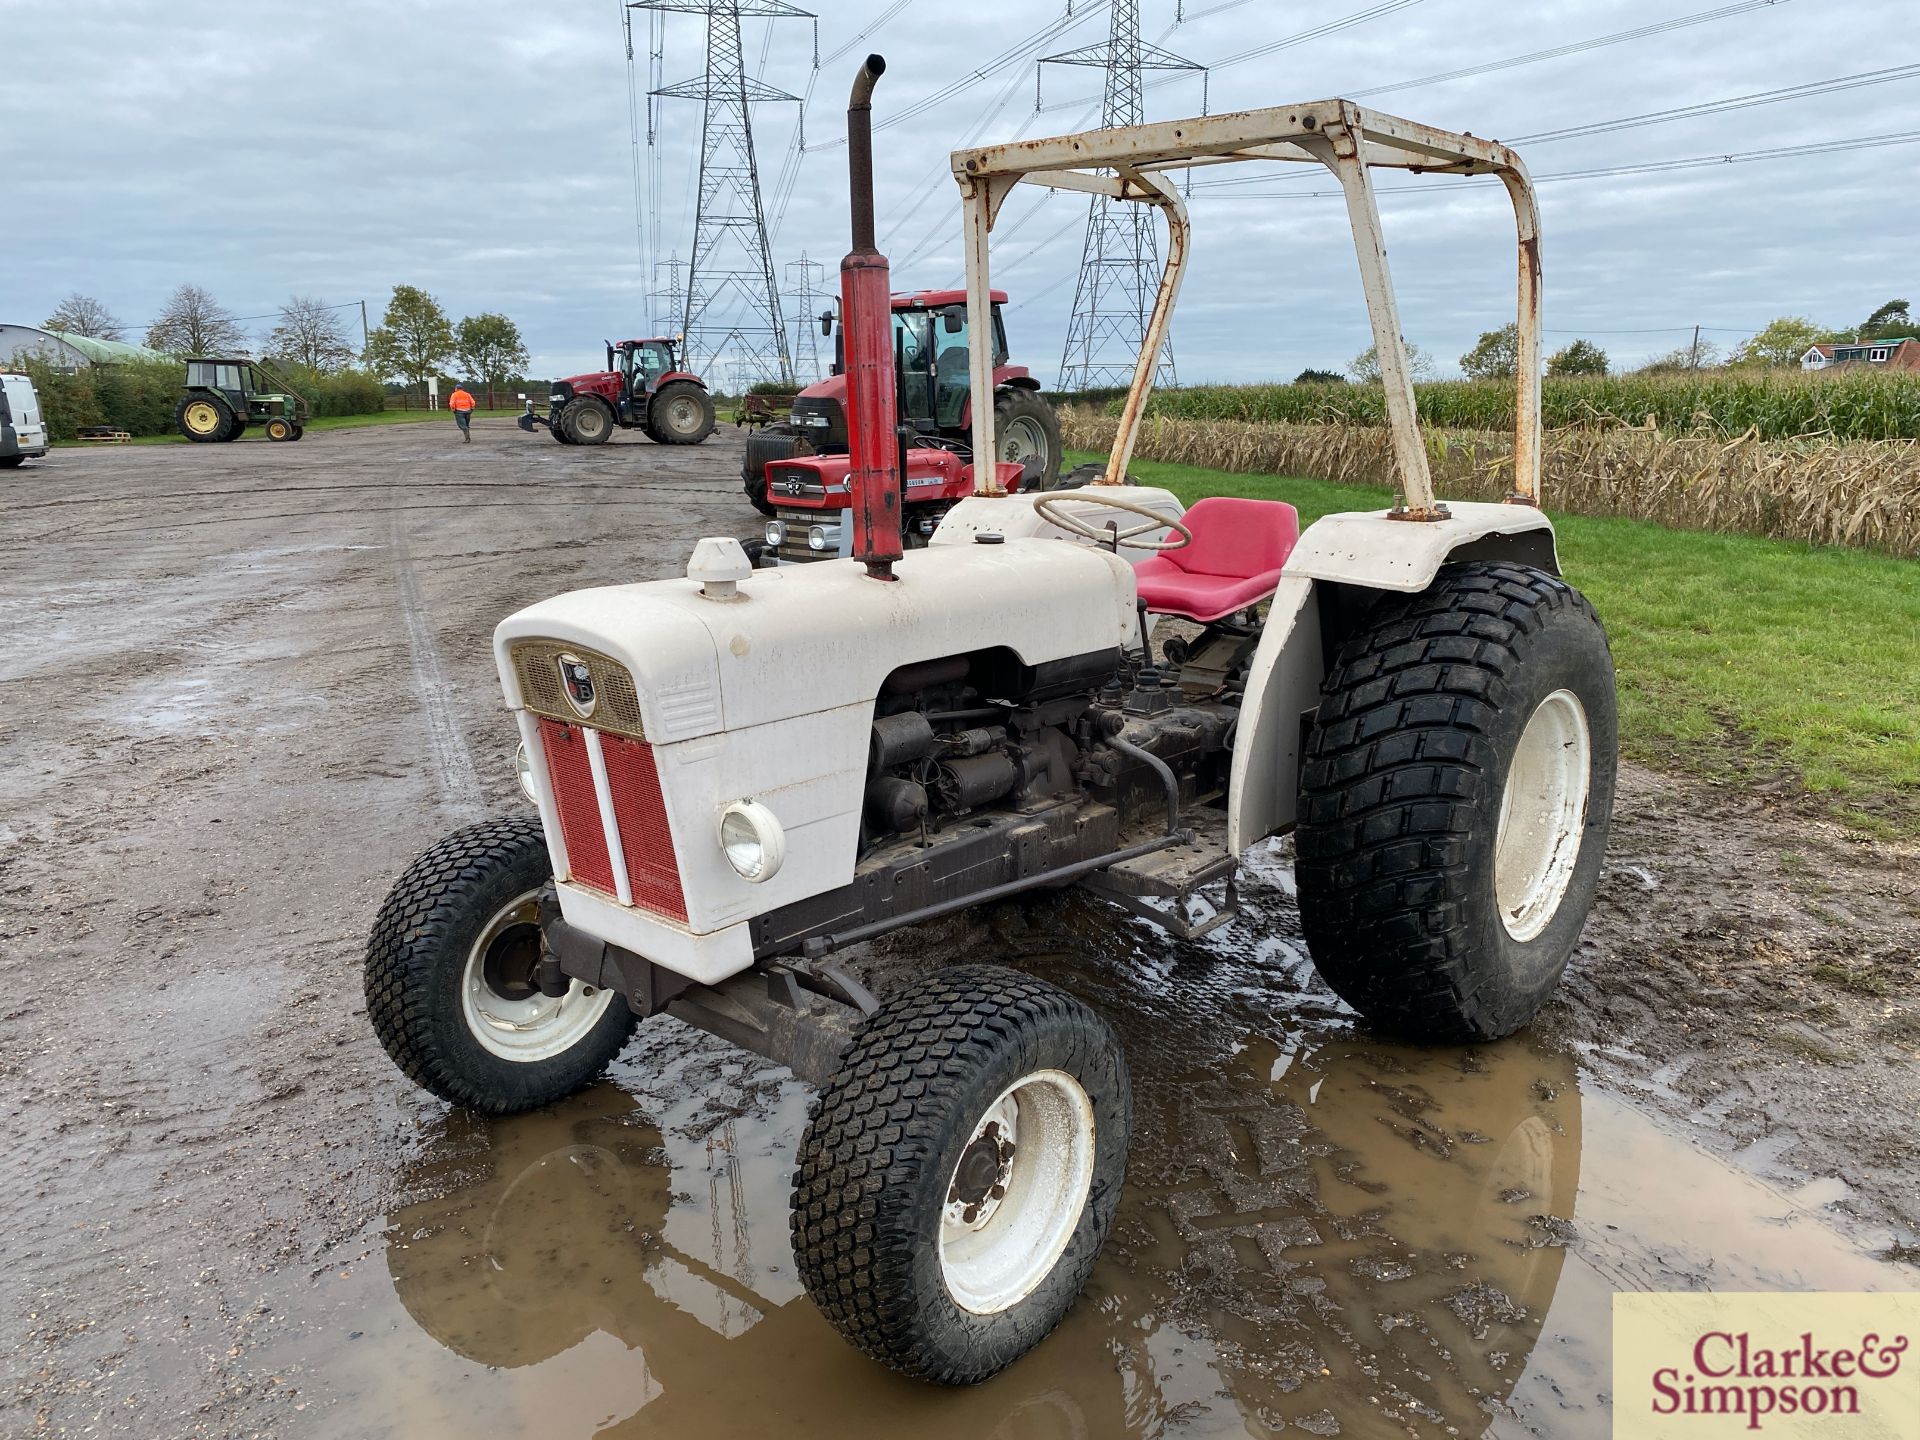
[1,372,50,467]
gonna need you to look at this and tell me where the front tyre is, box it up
[1296,562,1617,1042]
[791,965,1129,1384]
[993,389,1063,489]
[563,398,614,446]
[649,381,716,445]
[364,816,635,1113]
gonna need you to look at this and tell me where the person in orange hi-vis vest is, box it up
[448,383,476,443]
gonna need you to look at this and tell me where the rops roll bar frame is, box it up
[950,99,1544,520]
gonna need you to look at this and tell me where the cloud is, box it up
[7,0,1912,381]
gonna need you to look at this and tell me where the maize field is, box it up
[1062,409,1920,558]
[1059,369,1920,443]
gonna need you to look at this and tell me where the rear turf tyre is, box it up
[993,389,1063,489]
[175,395,231,443]
[1295,562,1617,1043]
[791,965,1129,1384]
[266,417,294,442]
[364,816,635,1113]
[649,381,715,445]
[222,420,245,441]
[563,398,614,446]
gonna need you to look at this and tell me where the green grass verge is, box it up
[54,408,528,447]
[1068,450,1920,836]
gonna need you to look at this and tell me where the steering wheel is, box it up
[1032,490,1193,552]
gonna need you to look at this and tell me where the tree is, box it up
[265,295,357,371]
[1858,298,1913,342]
[1637,338,1723,374]
[364,285,456,395]
[1729,316,1845,369]
[1349,341,1436,384]
[145,284,246,355]
[1546,338,1609,377]
[1293,367,1346,385]
[43,293,124,340]
[1459,323,1519,381]
[454,312,530,408]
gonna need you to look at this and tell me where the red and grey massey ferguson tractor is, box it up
[367,59,1616,1387]
[743,288,1063,558]
[520,336,716,446]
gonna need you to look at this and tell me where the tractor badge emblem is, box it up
[557,653,597,719]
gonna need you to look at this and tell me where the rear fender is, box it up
[653,370,706,390]
[1226,503,1557,853]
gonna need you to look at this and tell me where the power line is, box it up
[1348,0,1793,100]
[809,2,1111,149]
[1508,62,1920,144]
[821,0,917,64]
[1199,128,1920,198]
[1190,62,1920,193]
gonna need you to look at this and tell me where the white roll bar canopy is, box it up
[950,100,1544,520]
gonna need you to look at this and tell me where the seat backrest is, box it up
[1164,496,1300,579]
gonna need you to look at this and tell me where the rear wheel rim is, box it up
[938,1068,1095,1315]
[184,400,220,435]
[665,396,700,434]
[998,415,1046,465]
[1494,688,1592,942]
[459,890,615,1062]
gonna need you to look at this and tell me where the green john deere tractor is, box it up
[174,358,310,443]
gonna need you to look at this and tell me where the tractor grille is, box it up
[538,717,686,921]
[600,734,687,921]
[513,642,646,739]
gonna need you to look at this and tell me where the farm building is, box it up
[0,325,170,369]
[1800,337,1920,370]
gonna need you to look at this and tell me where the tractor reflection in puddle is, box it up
[382,1023,1581,1439]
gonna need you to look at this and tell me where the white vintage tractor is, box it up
[365,58,1614,1386]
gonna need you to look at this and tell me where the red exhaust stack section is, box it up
[842,54,902,582]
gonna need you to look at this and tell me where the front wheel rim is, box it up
[459,890,615,1061]
[938,1068,1095,1315]
[1493,688,1593,942]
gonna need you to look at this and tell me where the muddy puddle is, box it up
[256,860,1907,1439]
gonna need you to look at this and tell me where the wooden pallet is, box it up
[76,430,132,443]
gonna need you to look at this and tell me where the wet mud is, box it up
[1,423,1914,1438]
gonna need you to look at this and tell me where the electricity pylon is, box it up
[1041,1,1203,390]
[631,0,812,385]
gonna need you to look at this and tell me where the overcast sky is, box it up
[6,0,1913,385]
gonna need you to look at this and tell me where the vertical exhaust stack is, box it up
[841,54,902,582]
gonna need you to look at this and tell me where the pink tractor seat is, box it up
[1132,495,1300,623]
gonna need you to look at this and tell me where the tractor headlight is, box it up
[765,519,786,547]
[807,525,830,552]
[719,800,785,883]
[515,740,538,803]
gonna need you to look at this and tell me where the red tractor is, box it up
[520,337,716,447]
[742,289,1063,556]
